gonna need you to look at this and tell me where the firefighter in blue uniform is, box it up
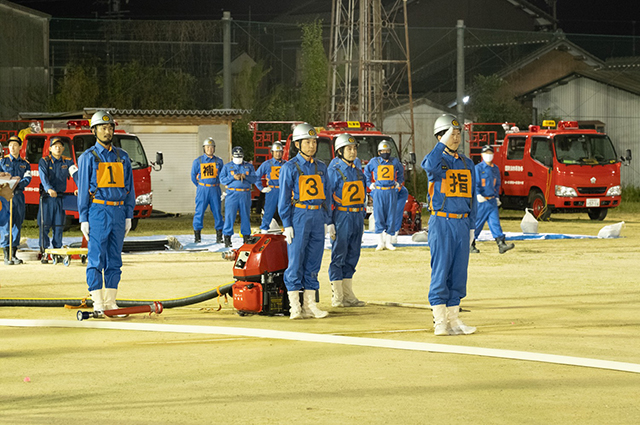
[364,140,404,251]
[391,185,409,243]
[191,137,225,244]
[38,137,79,262]
[254,141,285,233]
[1,135,31,265]
[278,123,330,319]
[327,133,367,308]
[472,145,514,254]
[421,114,477,336]
[77,111,135,316]
[220,146,256,247]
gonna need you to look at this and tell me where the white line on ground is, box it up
[2,319,639,375]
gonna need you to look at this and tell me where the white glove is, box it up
[369,183,376,191]
[125,218,132,238]
[439,126,454,146]
[261,187,272,193]
[477,194,487,203]
[470,229,475,248]
[81,222,90,241]
[497,197,502,207]
[327,224,336,241]
[283,226,294,244]
[221,192,227,202]
[395,182,401,190]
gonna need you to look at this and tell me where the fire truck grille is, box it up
[577,187,606,195]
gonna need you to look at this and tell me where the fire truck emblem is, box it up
[590,177,596,184]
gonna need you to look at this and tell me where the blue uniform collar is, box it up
[296,153,314,164]
[95,142,113,155]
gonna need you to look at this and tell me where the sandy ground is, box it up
[1,212,639,424]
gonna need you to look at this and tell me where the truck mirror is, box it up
[409,152,416,164]
[625,149,632,162]
[156,151,164,166]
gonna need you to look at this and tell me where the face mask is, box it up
[233,157,243,165]
[380,152,391,160]
[482,153,494,163]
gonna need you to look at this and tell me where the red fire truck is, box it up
[1,119,161,230]
[468,120,625,221]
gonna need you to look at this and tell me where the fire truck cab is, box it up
[469,120,623,220]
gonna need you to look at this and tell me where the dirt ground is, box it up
[1,210,639,424]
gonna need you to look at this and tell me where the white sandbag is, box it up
[411,230,428,243]
[597,221,625,239]
[520,208,539,234]
[368,212,376,231]
[269,218,281,231]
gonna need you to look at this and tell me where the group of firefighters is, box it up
[0,111,515,334]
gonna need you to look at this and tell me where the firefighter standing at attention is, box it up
[220,146,257,247]
[254,141,285,233]
[191,137,225,244]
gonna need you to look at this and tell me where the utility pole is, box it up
[222,11,232,109]
[456,19,466,155]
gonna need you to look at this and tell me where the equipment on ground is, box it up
[77,301,163,321]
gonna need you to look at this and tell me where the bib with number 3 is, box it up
[441,169,472,198]
[200,163,218,179]
[270,166,281,181]
[97,162,125,188]
[298,175,325,202]
[377,165,394,181]
[341,181,365,206]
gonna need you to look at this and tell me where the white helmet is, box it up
[291,123,318,142]
[377,140,392,153]
[433,114,461,136]
[334,133,357,153]
[90,111,115,128]
[203,137,215,147]
[271,141,284,152]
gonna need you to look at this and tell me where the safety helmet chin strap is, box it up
[297,141,315,159]
[337,148,353,165]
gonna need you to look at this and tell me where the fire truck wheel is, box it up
[528,190,550,221]
[587,208,607,221]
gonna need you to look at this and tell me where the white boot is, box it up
[448,305,476,335]
[342,278,365,307]
[390,231,399,244]
[301,290,328,319]
[104,288,128,317]
[375,232,385,251]
[384,231,396,251]
[287,291,303,320]
[331,280,344,307]
[90,289,105,318]
[431,304,450,336]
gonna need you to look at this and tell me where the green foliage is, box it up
[622,185,640,202]
[467,74,531,128]
[297,20,328,126]
[48,63,100,112]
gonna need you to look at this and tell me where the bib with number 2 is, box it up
[97,162,124,188]
[298,175,325,202]
[377,165,394,181]
[341,181,365,206]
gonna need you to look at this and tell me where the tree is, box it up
[466,74,531,127]
[297,20,328,125]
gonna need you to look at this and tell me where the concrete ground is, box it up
[1,211,639,424]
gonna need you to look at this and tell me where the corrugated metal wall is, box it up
[533,77,640,188]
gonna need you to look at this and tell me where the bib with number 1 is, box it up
[97,162,125,188]
[298,175,325,202]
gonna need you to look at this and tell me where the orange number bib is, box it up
[298,175,325,202]
[377,165,394,181]
[97,162,125,188]
[270,166,281,181]
[200,163,218,179]
[441,169,472,198]
[341,181,365,206]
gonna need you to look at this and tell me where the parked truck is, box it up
[468,120,628,220]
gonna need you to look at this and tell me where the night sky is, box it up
[10,0,640,37]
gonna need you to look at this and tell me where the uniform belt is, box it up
[433,211,468,219]
[375,185,394,190]
[93,199,124,206]
[270,185,280,189]
[295,204,321,210]
[227,188,250,192]
[199,182,219,187]
[337,206,364,212]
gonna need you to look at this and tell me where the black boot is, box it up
[224,235,232,248]
[11,247,23,264]
[496,236,515,254]
[470,240,480,254]
[194,230,201,243]
[216,229,223,244]
[41,251,49,264]
[3,247,13,265]
[243,234,251,244]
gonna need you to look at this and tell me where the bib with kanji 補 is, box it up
[200,162,218,179]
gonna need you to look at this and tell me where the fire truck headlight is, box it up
[555,185,577,197]
[606,185,621,196]
[136,192,153,206]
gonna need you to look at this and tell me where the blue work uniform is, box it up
[191,154,225,232]
[328,157,366,281]
[364,156,404,234]
[394,185,409,234]
[219,161,257,237]
[255,158,285,231]
[474,161,505,240]
[278,153,331,291]
[0,154,31,248]
[77,143,135,292]
[38,155,78,249]
[421,143,476,307]
[0,196,9,227]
